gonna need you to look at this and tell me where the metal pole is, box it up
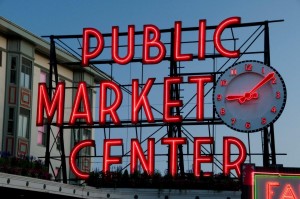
[263,21,277,167]
[263,128,269,167]
[270,123,276,165]
[47,36,67,181]
[45,36,55,169]
[169,28,184,176]
[59,127,68,183]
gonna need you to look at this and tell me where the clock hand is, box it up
[226,95,244,100]
[226,95,247,104]
[240,72,275,102]
[248,72,275,94]
[226,72,275,104]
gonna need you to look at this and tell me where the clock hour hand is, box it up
[226,72,275,104]
[226,95,249,104]
[226,92,259,104]
[226,95,244,101]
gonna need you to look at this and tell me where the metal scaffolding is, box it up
[44,19,284,183]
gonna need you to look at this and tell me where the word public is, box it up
[36,16,245,180]
[81,16,241,66]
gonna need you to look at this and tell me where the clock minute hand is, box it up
[226,72,275,104]
[249,72,275,94]
[239,72,275,102]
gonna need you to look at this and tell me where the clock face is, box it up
[213,60,287,133]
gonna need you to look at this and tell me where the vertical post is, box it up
[270,123,276,165]
[47,36,67,182]
[60,127,68,183]
[169,28,185,176]
[167,29,175,175]
[45,36,56,169]
[263,21,276,166]
[262,128,269,167]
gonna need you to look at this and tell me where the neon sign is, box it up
[69,137,246,180]
[81,16,241,66]
[36,76,215,125]
[253,172,300,199]
[36,16,261,180]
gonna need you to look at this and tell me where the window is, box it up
[40,70,49,86]
[83,129,91,155]
[18,108,30,138]
[37,119,47,146]
[81,129,92,173]
[83,129,91,140]
[74,129,80,144]
[7,107,15,135]
[10,56,17,84]
[20,57,32,89]
[56,132,61,150]
[88,87,93,105]
[54,167,62,182]
[0,51,2,67]
[59,77,65,83]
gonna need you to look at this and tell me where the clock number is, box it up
[231,118,236,125]
[261,117,267,125]
[245,122,251,129]
[272,77,277,84]
[230,68,237,76]
[245,64,252,71]
[276,91,281,99]
[217,94,222,101]
[220,80,227,86]
[271,106,277,113]
[262,67,265,74]
[220,108,226,116]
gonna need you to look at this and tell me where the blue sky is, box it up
[1,0,300,174]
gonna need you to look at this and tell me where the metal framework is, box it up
[43,19,285,183]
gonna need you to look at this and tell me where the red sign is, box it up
[36,16,251,180]
[253,172,300,199]
[81,17,241,66]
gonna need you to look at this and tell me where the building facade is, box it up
[0,16,109,182]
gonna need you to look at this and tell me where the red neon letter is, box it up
[112,25,135,64]
[280,184,297,199]
[266,182,280,199]
[99,81,122,125]
[161,138,187,176]
[188,76,214,121]
[82,28,104,66]
[70,139,95,180]
[130,138,155,175]
[142,25,166,64]
[198,19,206,60]
[69,82,93,125]
[223,137,246,177]
[103,139,123,173]
[132,78,155,124]
[214,17,240,58]
[193,137,213,177]
[174,21,193,61]
[36,82,65,126]
[163,77,183,123]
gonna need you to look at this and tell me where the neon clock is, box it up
[213,60,287,133]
